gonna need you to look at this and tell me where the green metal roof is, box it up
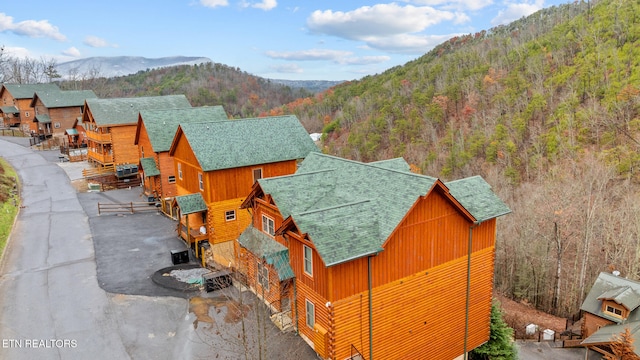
[139,106,228,153]
[0,106,19,114]
[258,152,510,267]
[581,272,640,323]
[174,193,207,215]
[238,226,294,281]
[65,129,78,135]
[1,83,60,99]
[139,157,160,177]
[86,95,191,126]
[178,115,318,172]
[33,90,97,108]
[581,321,640,356]
[35,114,51,124]
[445,176,512,223]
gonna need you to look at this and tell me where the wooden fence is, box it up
[82,164,115,178]
[0,128,25,137]
[97,201,160,215]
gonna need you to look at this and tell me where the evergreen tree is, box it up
[470,300,517,360]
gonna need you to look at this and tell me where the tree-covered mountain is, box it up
[277,0,640,317]
[58,62,315,119]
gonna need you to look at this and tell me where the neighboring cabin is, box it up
[0,83,60,133]
[135,106,228,202]
[30,89,97,140]
[580,271,640,358]
[237,152,511,360]
[168,115,318,265]
[82,95,191,168]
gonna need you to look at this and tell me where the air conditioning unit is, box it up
[170,249,189,265]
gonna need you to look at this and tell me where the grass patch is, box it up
[0,158,19,258]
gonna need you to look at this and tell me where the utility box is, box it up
[171,249,189,265]
[542,329,555,341]
[525,323,537,336]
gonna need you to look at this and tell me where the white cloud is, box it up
[84,35,117,48]
[270,63,303,74]
[252,0,277,11]
[2,46,31,58]
[491,0,544,26]
[0,13,66,41]
[265,49,353,61]
[200,0,229,8]
[306,3,466,53]
[307,4,457,39]
[62,47,81,57]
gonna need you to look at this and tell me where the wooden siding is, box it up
[298,190,497,302]
[236,247,285,311]
[48,107,83,137]
[158,153,178,198]
[172,137,201,196]
[288,231,329,301]
[582,312,615,339]
[330,247,495,360]
[110,125,139,165]
[295,280,331,356]
[207,198,251,244]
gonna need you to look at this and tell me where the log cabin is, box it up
[0,83,60,133]
[237,152,511,360]
[580,272,640,357]
[82,95,191,169]
[168,115,318,266]
[135,106,228,202]
[30,90,97,139]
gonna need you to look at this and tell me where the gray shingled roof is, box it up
[178,115,318,171]
[35,114,51,124]
[0,106,18,114]
[445,176,512,223]
[581,321,640,356]
[238,226,294,280]
[32,90,97,108]
[86,95,191,126]
[258,153,510,267]
[2,83,60,99]
[581,272,640,323]
[139,157,160,177]
[139,106,228,153]
[174,193,207,215]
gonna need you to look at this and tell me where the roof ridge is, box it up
[297,199,371,216]
[309,152,436,180]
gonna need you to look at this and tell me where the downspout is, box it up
[368,255,373,360]
[464,222,479,360]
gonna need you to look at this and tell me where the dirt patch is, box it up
[71,178,89,192]
[189,296,252,330]
[495,293,570,339]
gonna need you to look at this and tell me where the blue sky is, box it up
[1,0,566,81]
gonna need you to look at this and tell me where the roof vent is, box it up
[613,270,621,276]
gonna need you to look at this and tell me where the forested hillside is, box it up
[58,62,314,119]
[278,0,640,317]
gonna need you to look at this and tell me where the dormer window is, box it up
[605,304,623,317]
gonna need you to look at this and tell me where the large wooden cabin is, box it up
[30,90,97,139]
[134,106,228,202]
[237,153,511,360]
[82,95,191,168]
[169,115,318,265]
[0,83,60,133]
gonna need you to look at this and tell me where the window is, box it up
[257,262,269,290]
[198,173,203,191]
[177,163,182,179]
[606,305,623,317]
[25,111,29,117]
[54,122,61,129]
[262,215,274,236]
[253,168,262,183]
[303,245,313,276]
[306,300,315,328]
[168,176,176,184]
[225,210,236,221]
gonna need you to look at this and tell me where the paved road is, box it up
[0,138,316,360]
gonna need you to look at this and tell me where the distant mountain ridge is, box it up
[56,56,212,79]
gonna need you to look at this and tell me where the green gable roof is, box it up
[35,114,51,124]
[174,193,207,215]
[139,157,160,177]
[0,106,19,114]
[581,272,640,323]
[238,226,294,281]
[86,95,191,126]
[179,115,318,171]
[258,152,510,267]
[2,83,60,99]
[33,90,97,108]
[445,176,512,222]
[140,106,228,153]
[581,321,640,356]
